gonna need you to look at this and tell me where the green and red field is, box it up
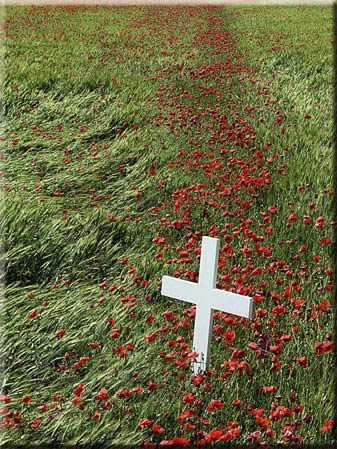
[1,4,334,447]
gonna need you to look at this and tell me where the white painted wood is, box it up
[161,236,253,374]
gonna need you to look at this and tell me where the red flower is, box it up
[183,393,195,404]
[132,386,143,393]
[256,415,270,429]
[37,404,48,412]
[88,341,100,349]
[0,395,11,404]
[31,419,42,428]
[232,399,243,408]
[270,345,283,354]
[321,419,334,432]
[205,429,224,442]
[22,395,32,404]
[73,383,85,397]
[316,300,331,312]
[272,305,287,316]
[55,328,67,339]
[126,342,134,352]
[153,423,165,434]
[71,356,90,371]
[53,188,62,197]
[314,341,334,355]
[147,380,158,392]
[137,418,153,429]
[163,310,175,322]
[110,328,121,338]
[262,386,277,393]
[315,216,325,229]
[187,351,198,361]
[207,399,224,411]
[248,430,261,441]
[271,355,281,373]
[223,328,235,345]
[268,205,278,214]
[91,410,101,422]
[296,356,307,366]
[71,397,83,406]
[176,409,195,422]
[286,213,297,223]
[191,374,204,386]
[114,345,127,358]
[117,388,132,399]
[173,438,189,446]
[320,237,332,245]
[28,308,39,320]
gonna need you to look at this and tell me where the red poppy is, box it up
[147,380,158,392]
[110,328,121,339]
[71,397,83,406]
[137,418,153,429]
[320,237,332,245]
[262,386,277,393]
[321,420,334,432]
[28,308,39,320]
[183,393,195,404]
[71,356,90,371]
[314,341,334,355]
[286,213,297,223]
[232,399,243,408]
[37,404,48,412]
[207,399,224,411]
[88,342,100,349]
[223,328,235,345]
[73,384,84,397]
[205,429,224,442]
[296,356,307,366]
[117,388,132,399]
[55,328,67,339]
[171,437,189,446]
[176,409,195,422]
[22,395,32,404]
[151,423,164,434]
[91,410,101,422]
[31,419,42,428]
[315,216,325,229]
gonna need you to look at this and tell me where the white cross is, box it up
[161,236,253,374]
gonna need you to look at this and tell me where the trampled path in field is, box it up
[139,7,292,286]
[2,5,334,446]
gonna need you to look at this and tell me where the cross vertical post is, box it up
[192,237,219,373]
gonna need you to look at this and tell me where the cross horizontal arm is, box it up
[161,275,253,318]
[208,289,253,318]
[161,276,201,304]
